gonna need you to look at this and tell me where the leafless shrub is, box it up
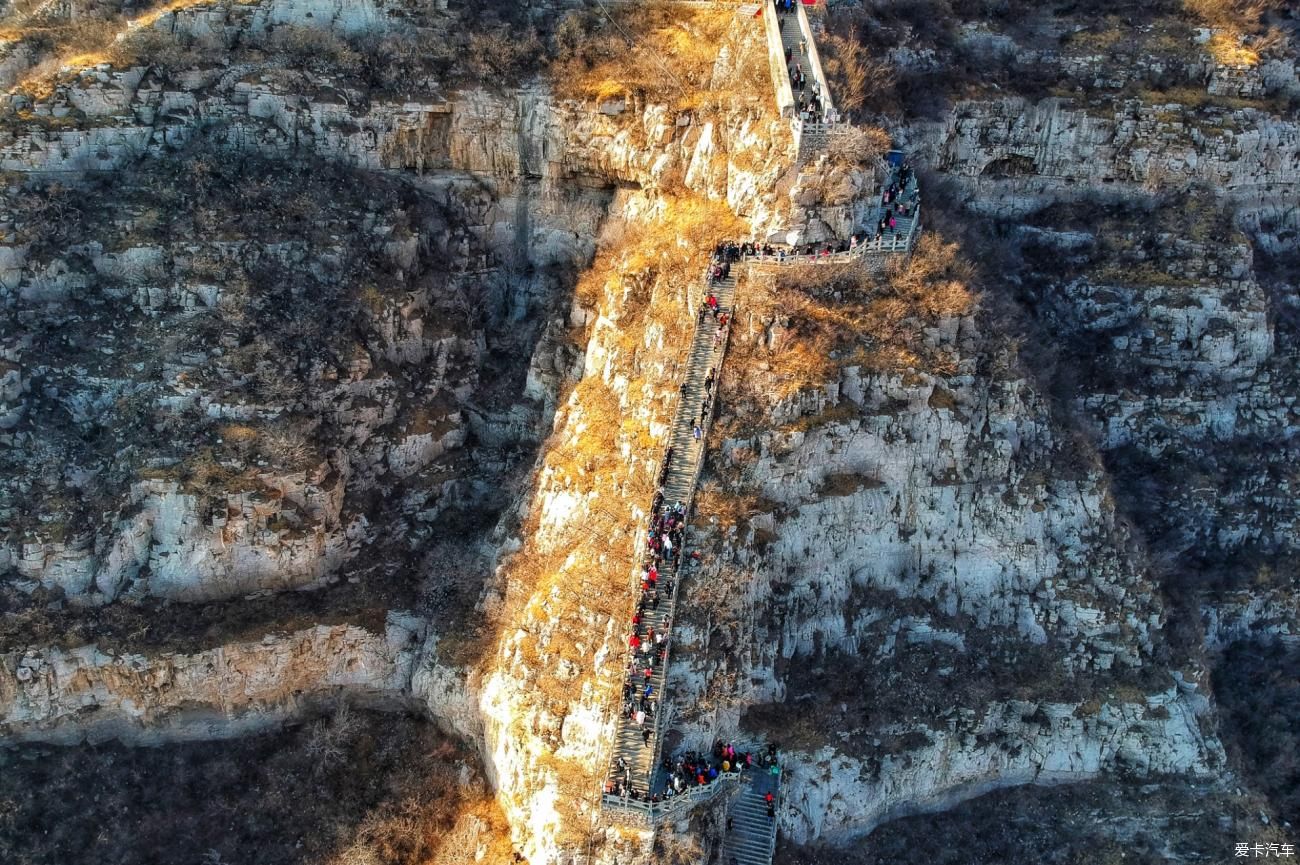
[266,25,361,76]
[257,418,316,467]
[302,703,361,773]
[329,842,383,865]
[820,32,895,117]
[827,125,893,167]
[464,26,543,84]
[0,711,513,865]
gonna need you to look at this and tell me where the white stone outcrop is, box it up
[0,615,425,744]
[906,97,1300,217]
[782,689,1220,843]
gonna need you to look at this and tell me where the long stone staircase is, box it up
[777,9,801,95]
[594,5,924,863]
[605,270,738,800]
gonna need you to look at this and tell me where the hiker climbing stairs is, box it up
[606,269,738,798]
[720,769,781,865]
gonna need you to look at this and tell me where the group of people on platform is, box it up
[709,189,918,266]
[607,740,782,812]
[718,236,872,263]
[798,87,827,126]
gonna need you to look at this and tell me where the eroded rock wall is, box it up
[0,614,423,743]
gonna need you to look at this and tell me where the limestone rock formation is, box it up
[0,0,1298,862]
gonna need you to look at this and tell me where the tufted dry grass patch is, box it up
[576,193,747,346]
[549,2,737,109]
[3,0,268,100]
[1182,0,1289,66]
[726,234,977,414]
[693,478,773,530]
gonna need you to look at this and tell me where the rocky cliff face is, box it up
[906,95,1300,218]
[3,0,1298,862]
[0,3,806,861]
[0,153,576,609]
[0,614,424,743]
[2,0,852,614]
[735,0,1300,854]
[670,259,1222,844]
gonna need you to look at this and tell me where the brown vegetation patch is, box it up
[549,3,737,109]
[927,386,958,411]
[726,235,976,426]
[0,708,514,865]
[1182,0,1290,66]
[817,471,883,497]
[694,478,779,529]
[779,780,1281,865]
[576,195,747,337]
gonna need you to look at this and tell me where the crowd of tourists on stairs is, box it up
[607,274,731,801]
[874,160,919,242]
[620,498,686,744]
[776,0,838,126]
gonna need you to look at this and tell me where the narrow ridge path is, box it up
[606,271,738,796]
[596,9,923,865]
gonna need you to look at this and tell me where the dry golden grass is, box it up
[1182,0,1288,66]
[547,375,623,484]
[827,125,893,168]
[551,3,734,109]
[5,0,266,100]
[219,423,259,443]
[1206,30,1259,65]
[694,479,769,529]
[883,233,978,318]
[577,193,746,335]
[727,234,976,417]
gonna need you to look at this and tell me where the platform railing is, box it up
[601,768,742,825]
